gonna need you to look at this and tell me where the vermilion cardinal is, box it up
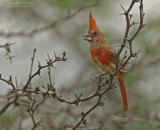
[83,13,128,112]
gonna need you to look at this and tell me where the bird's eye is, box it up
[94,32,97,35]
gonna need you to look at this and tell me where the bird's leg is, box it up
[119,70,127,73]
[94,73,109,86]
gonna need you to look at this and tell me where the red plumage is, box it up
[91,49,111,65]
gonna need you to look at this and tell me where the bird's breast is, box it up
[90,48,111,66]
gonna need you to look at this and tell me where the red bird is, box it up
[83,13,128,112]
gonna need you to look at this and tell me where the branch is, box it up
[116,0,144,72]
[0,42,16,63]
[23,51,67,90]
[0,0,100,38]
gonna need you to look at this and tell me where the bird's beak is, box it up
[83,33,92,41]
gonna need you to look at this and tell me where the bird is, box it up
[83,12,128,112]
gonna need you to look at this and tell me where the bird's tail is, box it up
[116,72,128,112]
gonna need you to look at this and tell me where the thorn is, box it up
[81,112,84,115]
[82,119,87,124]
[119,13,125,15]
[72,91,80,100]
[120,4,126,12]
[102,95,108,99]
[9,75,12,82]
[105,78,109,85]
[77,101,81,108]
[8,42,16,46]
[133,50,141,57]
[63,51,67,57]
[79,93,83,97]
[33,48,36,53]
[72,91,81,106]
[47,53,50,60]
[51,65,56,69]
[129,14,133,19]
[99,102,105,110]
[54,51,57,59]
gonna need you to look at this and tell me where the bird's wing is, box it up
[99,44,118,65]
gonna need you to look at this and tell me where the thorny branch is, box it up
[23,51,67,91]
[0,42,16,63]
[0,0,147,130]
[116,0,145,70]
[72,0,145,129]
[0,49,113,129]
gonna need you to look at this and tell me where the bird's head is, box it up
[83,12,106,44]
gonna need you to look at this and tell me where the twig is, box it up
[0,96,18,115]
[0,74,16,90]
[116,0,144,71]
[23,51,67,90]
[29,49,36,88]
[0,42,16,63]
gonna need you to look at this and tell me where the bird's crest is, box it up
[89,12,97,30]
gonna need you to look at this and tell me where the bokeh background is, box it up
[0,0,160,130]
